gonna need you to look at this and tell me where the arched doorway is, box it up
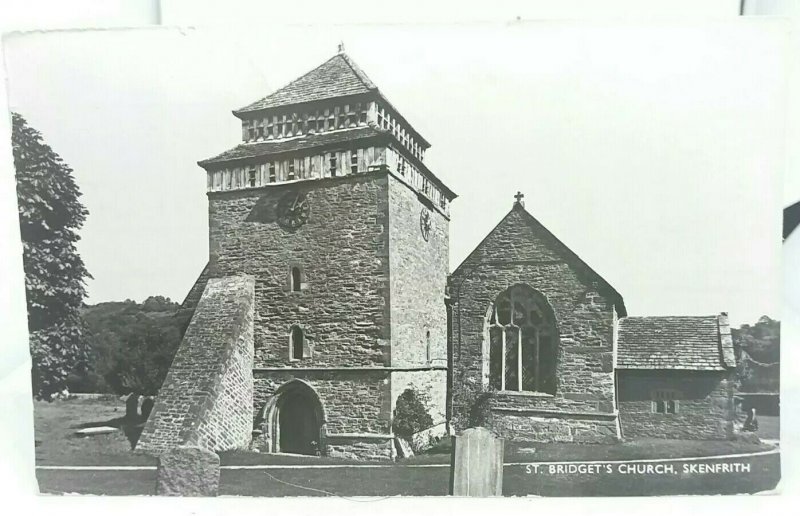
[272,381,325,456]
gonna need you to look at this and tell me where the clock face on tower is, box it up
[277,190,310,230]
[420,209,432,241]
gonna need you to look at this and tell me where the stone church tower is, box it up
[138,49,456,460]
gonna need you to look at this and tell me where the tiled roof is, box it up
[235,53,376,114]
[198,126,386,167]
[617,314,735,370]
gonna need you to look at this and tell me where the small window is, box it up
[256,126,264,140]
[248,127,256,140]
[288,161,296,180]
[268,163,276,182]
[290,326,305,360]
[426,330,431,364]
[350,150,358,174]
[248,167,257,187]
[290,266,302,292]
[652,391,679,414]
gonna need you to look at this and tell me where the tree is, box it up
[13,112,91,400]
[732,316,780,393]
[77,298,187,395]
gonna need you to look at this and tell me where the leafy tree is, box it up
[13,112,91,400]
[75,298,187,395]
[392,388,433,439]
[732,316,780,393]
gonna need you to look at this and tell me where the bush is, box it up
[467,390,495,428]
[392,389,433,439]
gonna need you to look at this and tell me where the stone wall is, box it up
[252,370,394,459]
[137,275,255,454]
[449,206,621,443]
[618,370,735,440]
[391,370,448,429]
[208,172,391,368]
[388,179,449,367]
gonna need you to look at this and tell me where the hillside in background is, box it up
[732,316,780,393]
[69,296,190,395]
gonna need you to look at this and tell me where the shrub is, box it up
[467,390,495,428]
[392,388,433,439]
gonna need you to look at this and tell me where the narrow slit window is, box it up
[248,167,256,187]
[290,266,302,292]
[426,330,431,364]
[269,162,276,183]
[350,150,358,174]
[290,326,304,360]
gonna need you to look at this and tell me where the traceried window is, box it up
[652,390,679,414]
[487,285,557,394]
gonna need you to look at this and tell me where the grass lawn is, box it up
[34,396,155,467]
[758,415,780,440]
[33,396,781,496]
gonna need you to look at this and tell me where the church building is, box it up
[137,49,737,461]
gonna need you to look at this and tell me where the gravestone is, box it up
[156,446,220,496]
[125,393,140,421]
[450,427,504,496]
[140,397,155,420]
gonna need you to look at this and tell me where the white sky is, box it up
[2,20,786,326]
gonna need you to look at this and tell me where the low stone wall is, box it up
[326,435,395,461]
[490,409,619,444]
[137,275,255,454]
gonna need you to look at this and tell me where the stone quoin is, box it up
[138,48,737,461]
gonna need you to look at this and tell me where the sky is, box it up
[2,20,786,326]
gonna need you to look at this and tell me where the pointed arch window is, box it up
[487,285,557,394]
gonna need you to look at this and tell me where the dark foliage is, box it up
[732,316,780,393]
[392,389,433,439]
[13,112,91,400]
[73,297,189,395]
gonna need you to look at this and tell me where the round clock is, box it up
[277,191,310,230]
[419,209,432,241]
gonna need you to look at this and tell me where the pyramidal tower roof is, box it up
[234,52,378,115]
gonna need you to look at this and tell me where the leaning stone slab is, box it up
[156,446,220,497]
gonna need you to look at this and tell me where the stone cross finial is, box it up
[338,42,345,54]
[514,191,525,207]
